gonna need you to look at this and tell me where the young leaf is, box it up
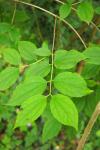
[18,41,37,61]
[54,72,92,97]
[0,67,19,91]
[85,87,100,117]
[9,27,21,43]
[59,3,71,19]
[0,23,11,34]
[15,95,47,128]
[96,130,100,137]
[54,50,85,69]
[82,63,100,79]
[95,6,100,15]
[83,47,100,65]
[34,42,51,56]
[15,10,29,22]
[42,117,61,143]
[3,48,21,65]
[9,76,47,106]
[24,59,51,78]
[50,94,78,130]
[77,1,94,24]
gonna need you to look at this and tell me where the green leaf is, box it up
[24,59,51,78]
[9,76,47,106]
[3,48,21,65]
[85,87,100,117]
[83,47,100,65]
[0,67,19,91]
[77,1,94,24]
[9,27,21,43]
[54,50,85,69]
[15,10,29,22]
[82,63,100,79]
[95,6,100,15]
[54,72,92,97]
[42,117,61,143]
[59,3,71,19]
[18,41,37,61]
[0,23,11,34]
[96,130,100,137]
[73,97,86,113]
[15,95,47,127]
[34,42,51,56]
[50,94,78,130]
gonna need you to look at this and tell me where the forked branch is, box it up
[13,0,86,49]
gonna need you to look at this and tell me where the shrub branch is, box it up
[14,0,86,48]
[49,17,57,95]
[76,102,100,150]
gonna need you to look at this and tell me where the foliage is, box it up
[0,0,100,149]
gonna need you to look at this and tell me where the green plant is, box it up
[0,0,100,149]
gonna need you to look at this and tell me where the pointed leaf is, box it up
[83,47,100,65]
[54,72,92,97]
[9,76,47,106]
[24,59,51,78]
[77,1,94,24]
[0,67,19,91]
[15,95,47,127]
[82,63,100,79]
[3,48,21,65]
[34,42,51,56]
[54,50,85,69]
[59,3,71,19]
[42,117,61,143]
[50,94,78,130]
[18,41,37,61]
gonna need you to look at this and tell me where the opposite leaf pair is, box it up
[14,94,78,130]
[8,71,92,130]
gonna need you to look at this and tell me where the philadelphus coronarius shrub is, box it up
[0,0,100,147]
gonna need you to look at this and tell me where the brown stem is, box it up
[90,17,100,42]
[76,60,85,74]
[76,102,100,150]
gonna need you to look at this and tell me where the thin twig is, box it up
[91,21,100,33]
[72,1,82,5]
[76,102,100,150]
[76,61,85,74]
[54,0,64,4]
[20,57,45,74]
[13,0,86,48]
[54,0,81,5]
[11,2,17,24]
[49,17,57,95]
[14,0,57,17]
